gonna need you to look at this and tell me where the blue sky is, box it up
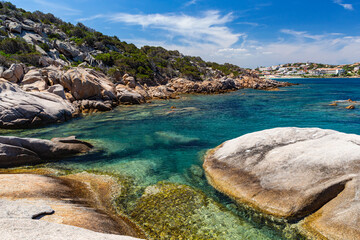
[9,0,360,68]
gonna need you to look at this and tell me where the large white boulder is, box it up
[204,127,360,239]
[0,80,74,128]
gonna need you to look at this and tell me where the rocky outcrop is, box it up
[239,76,292,89]
[165,76,293,95]
[203,127,360,239]
[72,100,113,113]
[61,68,116,101]
[0,80,74,128]
[167,77,238,94]
[2,64,26,83]
[53,40,81,59]
[20,69,48,91]
[0,173,144,240]
[0,135,93,167]
[116,85,146,104]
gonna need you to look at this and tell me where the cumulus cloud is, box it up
[107,11,242,48]
[333,0,354,10]
[77,10,360,68]
[214,30,360,68]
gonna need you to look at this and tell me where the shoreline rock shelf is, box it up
[203,127,360,239]
[0,64,294,129]
[0,172,144,240]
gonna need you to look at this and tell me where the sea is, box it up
[3,78,360,239]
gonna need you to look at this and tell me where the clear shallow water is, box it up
[3,78,360,239]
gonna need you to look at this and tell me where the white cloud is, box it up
[184,0,198,7]
[107,11,242,48]
[333,0,354,10]
[77,14,104,22]
[237,22,261,27]
[213,31,360,68]
[77,10,360,68]
[33,0,81,15]
[281,29,325,40]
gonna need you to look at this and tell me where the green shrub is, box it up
[12,52,41,66]
[38,42,49,52]
[59,54,67,62]
[0,38,34,54]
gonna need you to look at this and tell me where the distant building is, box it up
[354,66,360,72]
[317,68,344,75]
[309,69,321,75]
[259,67,272,72]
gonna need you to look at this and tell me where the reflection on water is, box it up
[2,78,360,239]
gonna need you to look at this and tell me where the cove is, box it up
[2,78,360,239]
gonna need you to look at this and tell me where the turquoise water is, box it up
[3,78,360,239]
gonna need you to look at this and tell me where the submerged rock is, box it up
[0,80,74,128]
[0,135,93,167]
[129,182,279,240]
[203,127,360,239]
[154,131,200,145]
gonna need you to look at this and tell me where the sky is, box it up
[8,0,360,68]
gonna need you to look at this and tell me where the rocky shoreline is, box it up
[0,63,293,129]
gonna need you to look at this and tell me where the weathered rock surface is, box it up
[2,64,26,83]
[0,135,93,167]
[0,174,143,240]
[116,85,145,104]
[20,69,48,91]
[239,76,292,89]
[0,220,141,240]
[72,99,113,113]
[0,199,54,219]
[61,68,116,100]
[0,80,74,128]
[53,40,81,59]
[46,84,66,99]
[203,127,360,239]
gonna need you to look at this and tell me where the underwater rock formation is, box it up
[0,135,93,167]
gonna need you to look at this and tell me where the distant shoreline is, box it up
[265,76,360,80]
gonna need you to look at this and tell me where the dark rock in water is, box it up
[0,136,93,168]
[203,127,360,239]
[346,105,355,110]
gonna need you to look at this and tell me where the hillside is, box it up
[0,1,258,85]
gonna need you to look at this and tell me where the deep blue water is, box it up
[3,78,360,239]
